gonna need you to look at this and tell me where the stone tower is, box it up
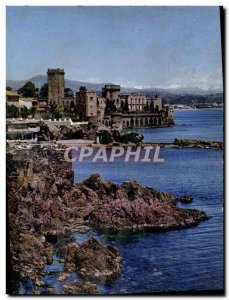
[47,68,65,107]
[102,84,120,101]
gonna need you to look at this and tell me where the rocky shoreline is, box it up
[47,138,223,150]
[7,145,210,295]
[173,139,223,149]
[100,139,223,149]
[35,122,223,150]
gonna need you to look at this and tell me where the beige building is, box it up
[6,90,34,110]
[85,92,97,118]
[47,68,65,106]
[96,97,106,120]
[102,84,121,100]
[102,84,122,109]
[63,87,98,120]
[120,94,147,111]
[6,90,20,105]
[152,96,163,111]
[45,68,171,126]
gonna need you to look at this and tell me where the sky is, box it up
[6,6,223,91]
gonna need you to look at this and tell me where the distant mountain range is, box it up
[6,74,223,96]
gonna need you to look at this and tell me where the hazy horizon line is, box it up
[6,73,223,92]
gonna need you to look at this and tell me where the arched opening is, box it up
[130,118,134,127]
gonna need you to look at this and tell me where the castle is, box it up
[46,68,174,128]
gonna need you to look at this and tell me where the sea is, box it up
[17,109,224,294]
[71,109,224,294]
[136,108,223,142]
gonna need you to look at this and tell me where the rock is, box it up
[175,195,193,204]
[7,144,209,293]
[96,129,113,144]
[62,281,98,295]
[60,243,79,271]
[83,173,102,191]
[35,277,45,286]
[32,285,41,295]
[11,233,53,280]
[89,180,209,232]
[173,138,223,149]
[75,237,122,282]
[60,237,122,282]
[58,272,71,281]
[45,287,55,295]
[117,130,144,143]
[68,225,92,233]
[59,125,85,140]
[96,128,144,144]
[65,262,76,272]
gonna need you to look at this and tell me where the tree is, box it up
[144,102,150,112]
[111,100,117,112]
[68,101,76,118]
[6,104,19,118]
[105,99,111,114]
[35,87,39,98]
[63,106,71,116]
[124,98,129,113]
[17,81,36,98]
[6,86,12,91]
[39,83,48,99]
[49,103,58,119]
[64,87,74,98]
[30,105,37,118]
[40,111,51,120]
[19,106,29,118]
[150,101,154,112]
[120,100,125,113]
[79,86,87,92]
[55,107,65,119]
[49,103,64,119]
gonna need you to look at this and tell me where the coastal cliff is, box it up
[7,145,209,294]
